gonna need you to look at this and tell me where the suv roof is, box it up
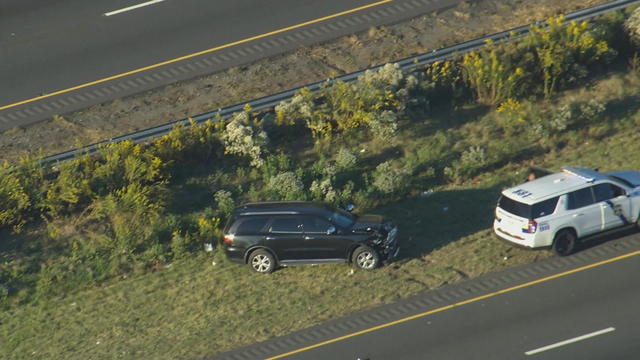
[502,167,608,205]
[234,201,339,217]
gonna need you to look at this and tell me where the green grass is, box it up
[3,69,640,359]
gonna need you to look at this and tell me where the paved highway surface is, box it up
[213,233,640,360]
[285,253,639,360]
[0,0,461,130]
[0,0,374,105]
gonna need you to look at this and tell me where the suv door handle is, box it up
[573,213,584,217]
[265,236,275,241]
[304,236,315,240]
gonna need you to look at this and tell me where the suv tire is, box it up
[248,249,276,273]
[553,229,576,256]
[352,246,380,270]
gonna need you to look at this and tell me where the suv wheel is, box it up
[353,246,380,270]
[249,249,276,273]
[553,230,576,256]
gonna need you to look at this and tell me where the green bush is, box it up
[214,190,235,217]
[371,161,409,194]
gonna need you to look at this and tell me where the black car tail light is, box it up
[223,234,234,244]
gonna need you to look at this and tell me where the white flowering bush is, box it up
[274,89,314,126]
[359,63,404,90]
[371,161,408,194]
[267,172,305,200]
[221,110,268,168]
[625,7,640,46]
[366,110,399,141]
[549,99,606,132]
[335,148,357,170]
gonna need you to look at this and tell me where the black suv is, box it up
[221,201,399,273]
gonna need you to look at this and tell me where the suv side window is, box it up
[269,216,302,233]
[567,187,595,210]
[594,183,627,203]
[302,216,333,233]
[233,216,269,235]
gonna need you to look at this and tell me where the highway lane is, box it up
[279,252,640,360]
[0,0,378,106]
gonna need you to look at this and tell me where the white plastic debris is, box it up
[421,189,434,198]
[204,243,214,252]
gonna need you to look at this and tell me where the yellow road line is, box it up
[266,250,640,359]
[0,0,393,111]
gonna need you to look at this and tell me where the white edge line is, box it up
[104,0,166,17]
[525,327,616,356]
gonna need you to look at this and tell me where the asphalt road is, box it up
[0,0,374,105]
[1,0,463,130]
[213,232,640,360]
[285,253,639,360]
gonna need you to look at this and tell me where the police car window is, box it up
[567,187,595,210]
[593,183,615,202]
[234,217,269,235]
[531,197,559,219]
[269,217,302,233]
[302,216,332,233]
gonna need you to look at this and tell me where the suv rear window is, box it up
[229,216,270,235]
[499,196,559,219]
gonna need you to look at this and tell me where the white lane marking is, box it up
[525,327,616,356]
[104,0,167,16]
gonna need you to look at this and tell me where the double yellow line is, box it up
[0,0,393,112]
[266,249,640,359]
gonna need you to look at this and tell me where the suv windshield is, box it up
[329,208,356,228]
[498,196,559,219]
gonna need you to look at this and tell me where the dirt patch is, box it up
[0,0,608,163]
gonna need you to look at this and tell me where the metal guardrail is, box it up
[40,0,640,167]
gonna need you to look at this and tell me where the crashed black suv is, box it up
[221,201,399,273]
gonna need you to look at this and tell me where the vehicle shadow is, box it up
[575,225,640,253]
[370,185,506,259]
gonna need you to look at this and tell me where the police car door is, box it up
[566,186,601,236]
[593,182,632,230]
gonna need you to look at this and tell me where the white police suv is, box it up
[494,166,640,255]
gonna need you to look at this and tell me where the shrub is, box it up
[444,146,490,183]
[335,148,358,170]
[89,182,167,254]
[366,110,399,141]
[170,230,196,259]
[266,172,305,200]
[152,119,222,165]
[461,43,525,104]
[0,163,32,232]
[625,7,640,46]
[214,190,235,217]
[221,109,268,168]
[309,178,337,202]
[371,161,408,194]
[274,88,315,126]
[528,15,614,97]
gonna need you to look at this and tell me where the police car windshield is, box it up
[499,196,559,220]
[330,208,356,228]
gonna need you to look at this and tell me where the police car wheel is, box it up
[553,230,576,256]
